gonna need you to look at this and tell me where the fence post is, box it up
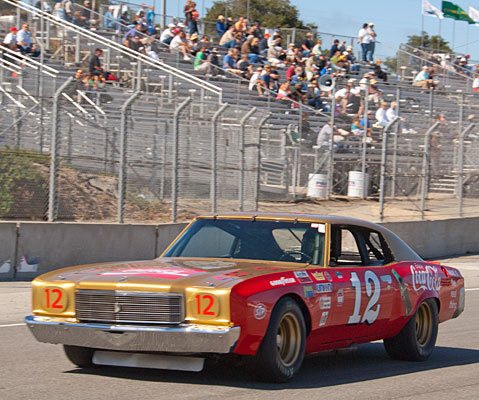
[239,107,257,211]
[391,87,400,198]
[255,113,272,211]
[361,82,369,198]
[211,103,229,213]
[420,121,440,220]
[75,34,81,64]
[117,90,140,224]
[48,77,74,222]
[327,85,336,197]
[172,97,192,222]
[379,117,399,222]
[457,123,474,217]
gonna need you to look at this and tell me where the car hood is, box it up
[36,257,304,290]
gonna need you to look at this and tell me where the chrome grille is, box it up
[75,290,184,325]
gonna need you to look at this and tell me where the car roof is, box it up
[195,212,423,262]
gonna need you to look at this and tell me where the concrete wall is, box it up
[0,217,477,280]
[381,217,479,259]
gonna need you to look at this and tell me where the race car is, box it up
[26,213,465,382]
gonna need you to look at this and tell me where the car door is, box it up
[325,225,396,342]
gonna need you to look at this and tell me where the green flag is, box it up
[442,1,475,23]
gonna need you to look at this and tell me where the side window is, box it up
[360,229,394,265]
[330,226,362,266]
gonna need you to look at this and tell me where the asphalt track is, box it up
[1,254,478,400]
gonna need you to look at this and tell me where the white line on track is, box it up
[465,288,479,291]
[0,323,25,328]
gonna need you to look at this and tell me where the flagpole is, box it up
[452,21,455,52]
[421,14,425,48]
[466,24,469,54]
[438,18,441,51]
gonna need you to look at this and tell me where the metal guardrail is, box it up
[8,0,223,100]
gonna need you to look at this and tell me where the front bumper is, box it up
[25,316,241,354]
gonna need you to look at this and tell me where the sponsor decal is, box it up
[324,271,333,282]
[449,300,457,309]
[337,288,344,306]
[448,269,461,278]
[294,271,312,283]
[316,283,332,293]
[312,272,326,281]
[270,277,297,287]
[253,303,267,320]
[380,275,392,290]
[320,311,328,326]
[101,267,202,279]
[311,223,326,233]
[303,285,314,298]
[410,264,441,292]
[335,271,344,279]
[319,296,331,310]
[392,269,413,317]
[451,290,457,298]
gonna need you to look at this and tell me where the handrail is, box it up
[1,45,59,74]
[11,0,222,97]
[1,47,58,78]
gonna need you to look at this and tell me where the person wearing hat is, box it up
[216,15,226,37]
[366,22,377,62]
[160,23,176,45]
[2,27,19,51]
[104,6,117,30]
[301,32,314,58]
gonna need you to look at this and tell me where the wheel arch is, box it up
[277,293,312,336]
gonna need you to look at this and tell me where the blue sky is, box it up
[147,0,479,60]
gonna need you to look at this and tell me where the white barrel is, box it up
[307,173,328,199]
[348,171,369,198]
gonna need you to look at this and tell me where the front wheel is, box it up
[384,298,438,361]
[63,345,95,367]
[254,298,306,382]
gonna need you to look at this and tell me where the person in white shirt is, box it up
[357,23,370,62]
[375,102,389,127]
[16,23,40,57]
[386,102,397,121]
[3,27,18,50]
[367,22,377,62]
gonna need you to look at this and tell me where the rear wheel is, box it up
[63,345,95,367]
[384,298,438,361]
[254,298,306,382]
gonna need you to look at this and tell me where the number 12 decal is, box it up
[348,270,381,325]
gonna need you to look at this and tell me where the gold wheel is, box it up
[415,302,433,347]
[276,312,301,367]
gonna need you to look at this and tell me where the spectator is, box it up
[89,48,108,83]
[360,111,374,140]
[104,6,117,30]
[54,2,67,21]
[147,5,155,26]
[2,27,18,51]
[291,82,306,104]
[16,24,40,57]
[330,39,340,57]
[306,62,320,82]
[189,33,200,55]
[184,1,195,34]
[249,67,262,91]
[170,31,192,61]
[123,23,143,47]
[276,80,292,100]
[373,59,387,82]
[412,66,435,89]
[137,3,148,17]
[234,17,247,34]
[63,0,73,21]
[119,11,130,31]
[194,44,210,74]
[193,35,210,55]
[223,48,242,76]
[216,15,226,38]
[190,3,200,35]
[259,33,269,56]
[226,16,234,30]
[207,48,220,75]
[386,102,397,121]
[223,32,243,49]
[312,39,323,57]
[375,102,389,126]
[338,40,347,53]
[160,23,176,45]
[301,32,314,57]
[368,78,382,105]
[237,54,254,79]
[80,0,94,29]
[306,80,328,110]
[473,75,479,93]
[248,22,262,39]
[357,23,370,62]
[367,22,377,62]
[317,121,342,148]
[345,46,360,72]
[241,37,262,64]
[219,26,235,47]
[267,38,285,67]
[256,65,272,96]
[299,113,315,147]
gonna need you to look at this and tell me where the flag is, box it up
[422,0,444,19]
[468,6,479,24]
[442,1,475,23]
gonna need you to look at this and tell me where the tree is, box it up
[205,0,312,29]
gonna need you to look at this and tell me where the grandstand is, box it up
[0,0,478,223]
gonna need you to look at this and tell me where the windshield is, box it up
[163,218,325,265]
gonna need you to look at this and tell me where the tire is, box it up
[384,298,438,361]
[254,298,306,382]
[63,345,95,367]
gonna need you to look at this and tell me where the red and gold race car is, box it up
[26,213,465,382]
